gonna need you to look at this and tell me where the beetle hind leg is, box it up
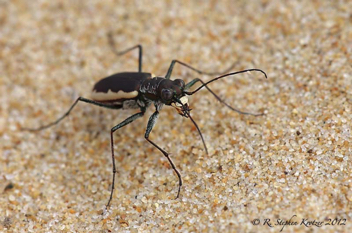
[21,97,124,132]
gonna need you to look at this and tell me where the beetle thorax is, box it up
[139,77,164,95]
[139,77,186,107]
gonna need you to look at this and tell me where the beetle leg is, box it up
[107,32,143,72]
[185,78,264,116]
[22,97,123,131]
[144,111,182,199]
[107,111,145,207]
[184,78,202,91]
[165,59,238,79]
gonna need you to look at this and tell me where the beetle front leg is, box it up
[165,59,237,79]
[107,111,145,207]
[144,111,183,199]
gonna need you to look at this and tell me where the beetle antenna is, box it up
[184,69,267,116]
[186,69,267,94]
[185,111,208,155]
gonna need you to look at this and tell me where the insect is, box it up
[23,33,267,207]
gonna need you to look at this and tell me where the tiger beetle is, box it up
[23,33,267,207]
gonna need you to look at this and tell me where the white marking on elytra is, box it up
[91,89,138,101]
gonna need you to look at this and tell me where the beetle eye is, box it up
[161,89,173,101]
[174,79,185,89]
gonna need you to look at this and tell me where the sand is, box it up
[1,0,351,232]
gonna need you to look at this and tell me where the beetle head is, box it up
[159,79,191,117]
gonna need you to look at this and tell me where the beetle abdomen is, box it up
[91,72,152,102]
